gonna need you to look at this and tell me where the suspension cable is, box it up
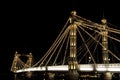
[77,32,96,57]
[108,27,120,34]
[75,15,102,28]
[78,33,100,63]
[80,25,120,61]
[53,29,70,65]
[32,17,70,67]
[77,26,96,64]
[62,32,70,65]
[45,27,70,66]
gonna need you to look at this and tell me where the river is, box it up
[10,72,120,80]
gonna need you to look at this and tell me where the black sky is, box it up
[1,0,120,79]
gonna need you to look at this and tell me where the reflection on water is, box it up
[12,72,120,80]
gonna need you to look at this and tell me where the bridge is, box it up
[16,64,120,73]
[11,11,120,80]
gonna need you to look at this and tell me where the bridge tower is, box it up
[101,18,112,80]
[25,52,33,78]
[11,51,34,78]
[101,18,109,64]
[11,51,20,73]
[25,52,33,68]
[65,11,79,80]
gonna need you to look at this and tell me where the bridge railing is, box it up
[15,63,120,73]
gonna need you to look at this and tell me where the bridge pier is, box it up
[103,72,112,80]
[45,72,55,80]
[14,73,17,80]
[65,71,79,80]
[26,71,32,78]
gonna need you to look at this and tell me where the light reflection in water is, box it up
[13,73,120,80]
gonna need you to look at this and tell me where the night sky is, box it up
[1,0,120,79]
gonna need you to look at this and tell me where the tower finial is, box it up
[101,8,107,24]
[15,51,18,55]
[101,18,107,24]
[69,11,77,23]
[71,10,77,16]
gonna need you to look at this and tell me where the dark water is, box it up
[10,72,120,80]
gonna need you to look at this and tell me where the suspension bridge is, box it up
[11,11,120,80]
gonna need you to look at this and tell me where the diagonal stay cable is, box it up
[78,33,98,63]
[62,32,70,65]
[44,27,71,66]
[77,32,97,59]
[81,25,120,61]
[77,26,96,65]
[53,29,70,65]
[32,17,70,67]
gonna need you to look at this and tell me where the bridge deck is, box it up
[16,63,120,73]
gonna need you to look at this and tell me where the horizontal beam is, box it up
[15,63,120,73]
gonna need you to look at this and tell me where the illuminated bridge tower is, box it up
[11,51,20,73]
[101,18,109,64]
[101,19,112,80]
[26,52,33,68]
[65,11,79,80]
[26,52,33,78]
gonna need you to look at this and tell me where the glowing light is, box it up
[108,68,120,71]
[79,64,93,71]
[16,64,120,73]
[16,67,46,73]
[96,67,107,71]
[71,43,76,46]
[80,67,93,71]
[47,65,68,71]
[101,18,107,24]
[71,65,73,69]
[71,32,76,35]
